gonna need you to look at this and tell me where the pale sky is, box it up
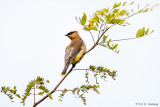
[0,0,160,107]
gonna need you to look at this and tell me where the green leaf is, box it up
[102,35,108,43]
[77,90,80,95]
[75,16,78,21]
[88,18,97,23]
[113,9,120,13]
[130,2,134,5]
[93,14,100,23]
[145,28,149,35]
[96,22,99,27]
[112,44,118,49]
[141,27,145,36]
[91,26,98,31]
[113,3,117,8]
[107,39,111,46]
[95,10,104,16]
[38,91,44,95]
[102,8,109,13]
[119,20,125,25]
[46,80,50,83]
[89,65,96,71]
[117,2,121,7]
[83,26,88,31]
[151,30,154,33]
[119,9,128,16]
[16,94,21,98]
[81,13,87,25]
[59,99,62,102]
[48,93,52,100]
[122,2,126,6]
[136,29,141,38]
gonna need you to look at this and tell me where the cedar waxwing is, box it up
[61,31,86,75]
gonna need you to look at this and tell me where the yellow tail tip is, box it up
[61,74,66,76]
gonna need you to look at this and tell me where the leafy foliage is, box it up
[76,2,158,53]
[99,35,119,53]
[0,86,21,102]
[58,65,116,105]
[76,1,134,31]
[72,85,99,105]
[136,27,154,38]
[58,84,100,105]
[58,89,68,102]
[21,76,50,105]
[89,65,117,83]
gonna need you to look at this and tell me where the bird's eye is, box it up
[67,32,74,35]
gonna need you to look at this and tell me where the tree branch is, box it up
[33,65,76,107]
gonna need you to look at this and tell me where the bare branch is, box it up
[111,37,138,42]
[73,69,89,71]
[111,32,153,42]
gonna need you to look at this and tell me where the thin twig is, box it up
[89,30,95,44]
[123,6,147,21]
[30,93,40,95]
[73,69,104,72]
[98,22,104,38]
[33,65,76,107]
[55,90,73,91]
[111,37,138,42]
[72,69,89,71]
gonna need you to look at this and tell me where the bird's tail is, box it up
[61,63,70,76]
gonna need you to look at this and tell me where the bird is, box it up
[61,31,86,75]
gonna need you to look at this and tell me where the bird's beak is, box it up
[65,34,68,36]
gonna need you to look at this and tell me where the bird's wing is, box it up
[64,46,80,65]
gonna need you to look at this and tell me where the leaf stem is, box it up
[89,30,95,44]
[34,80,36,106]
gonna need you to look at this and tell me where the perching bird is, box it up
[61,31,86,75]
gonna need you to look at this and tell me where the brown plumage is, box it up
[61,31,86,75]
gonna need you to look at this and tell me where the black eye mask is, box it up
[65,32,74,36]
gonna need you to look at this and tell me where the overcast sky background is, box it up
[0,0,160,107]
